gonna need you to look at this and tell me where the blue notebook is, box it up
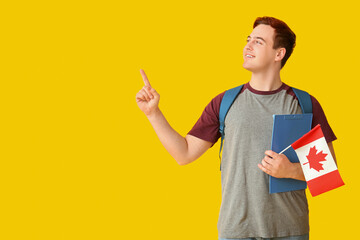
[269,114,313,194]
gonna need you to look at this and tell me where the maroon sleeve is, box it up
[310,95,337,143]
[187,91,226,145]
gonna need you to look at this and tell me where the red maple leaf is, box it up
[303,146,328,172]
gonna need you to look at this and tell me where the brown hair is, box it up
[253,16,296,68]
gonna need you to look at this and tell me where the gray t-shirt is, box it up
[188,82,337,238]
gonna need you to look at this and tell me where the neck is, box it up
[249,69,282,91]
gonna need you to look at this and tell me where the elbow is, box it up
[176,159,190,166]
[177,161,188,166]
[175,156,195,166]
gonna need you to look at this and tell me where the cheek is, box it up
[242,47,247,55]
[258,50,274,62]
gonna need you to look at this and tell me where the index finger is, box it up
[140,69,152,87]
[265,150,278,159]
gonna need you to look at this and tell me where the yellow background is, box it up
[1,0,358,239]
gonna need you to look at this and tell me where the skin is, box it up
[136,69,212,165]
[136,24,337,180]
[243,24,285,91]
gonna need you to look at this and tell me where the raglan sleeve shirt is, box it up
[187,84,337,239]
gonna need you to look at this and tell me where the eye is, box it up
[256,40,262,45]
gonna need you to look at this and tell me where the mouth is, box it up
[245,54,255,58]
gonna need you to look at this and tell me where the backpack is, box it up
[218,84,313,170]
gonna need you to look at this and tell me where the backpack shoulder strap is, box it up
[218,84,244,170]
[291,87,313,114]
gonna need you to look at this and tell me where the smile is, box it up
[245,54,255,58]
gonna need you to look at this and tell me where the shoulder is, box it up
[309,95,322,109]
[284,84,319,106]
[285,85,337,142]
[201,91,226,119]
[211,91,226,108]
[208,84,247,115]
[187,90,227,144]
[286,85,322,110]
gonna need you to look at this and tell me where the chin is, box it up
[242,63,254,72]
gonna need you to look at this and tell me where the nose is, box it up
[245,41,253,51]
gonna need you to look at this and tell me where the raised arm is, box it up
[136,69,212,165]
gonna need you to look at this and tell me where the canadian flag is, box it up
[291,124,345,197]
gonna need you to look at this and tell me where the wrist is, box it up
[146,107,162,120]
[290,163,306,181]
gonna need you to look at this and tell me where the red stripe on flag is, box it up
[307,170,345,196]
[291,124,324,150]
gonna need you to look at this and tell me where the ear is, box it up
[275,48,286,62]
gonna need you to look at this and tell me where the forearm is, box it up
[146,108,190,164]
[136,70,210,165]
[290,163,306,181]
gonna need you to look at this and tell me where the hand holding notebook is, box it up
[269,114,313,194]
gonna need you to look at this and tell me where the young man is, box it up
[136,16,337,240]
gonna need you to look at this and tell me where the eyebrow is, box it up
[247,36,266,43]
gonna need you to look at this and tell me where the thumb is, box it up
[149,87,160,98]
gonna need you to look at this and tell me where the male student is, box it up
[136,16,337,240]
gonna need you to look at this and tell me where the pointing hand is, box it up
[136,69,160,116]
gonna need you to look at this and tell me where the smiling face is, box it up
[243,24,284,73]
